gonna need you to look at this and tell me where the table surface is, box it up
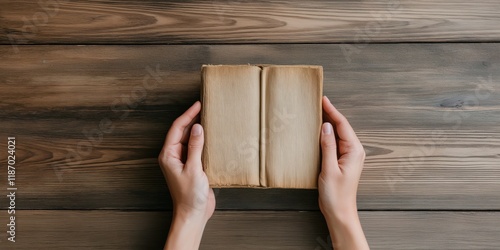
[1,1,500,249]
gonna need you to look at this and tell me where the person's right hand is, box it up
[318,96,369,249]
[318,96,365,219]
[158,101,215,250]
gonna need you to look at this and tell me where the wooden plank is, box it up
[2,0,500,45]
[2,210,499,249]
[0,44,499,210]
[1,44,498,130]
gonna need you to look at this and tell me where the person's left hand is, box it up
[159,101,215,223]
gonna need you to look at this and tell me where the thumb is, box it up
[320,122,339,174]
[186,123,204,169]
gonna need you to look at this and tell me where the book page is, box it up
[201,65,261,187]
[261,66,323,188]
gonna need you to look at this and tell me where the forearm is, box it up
[165,211,207,250]
[325,209,369,250]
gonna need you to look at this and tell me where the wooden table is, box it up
[1,1,500,249]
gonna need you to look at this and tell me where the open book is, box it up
[201,65,323,189]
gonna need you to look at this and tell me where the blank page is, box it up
[261,66,322,188]
[201,65,261,187]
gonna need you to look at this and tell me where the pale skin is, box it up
[158,97,369,250]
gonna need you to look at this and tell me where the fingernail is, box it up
[192,124,202,136]
[324,96,331,103]
[322,122,333,134]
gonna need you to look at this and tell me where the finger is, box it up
[320,122,340,175]
[179,114,200,146]
[322,96,360,144]
[180,115,200,162]
[185,123,204,171]
[166,101,202,147]
[322,96,365,162]
[163,101,202,160]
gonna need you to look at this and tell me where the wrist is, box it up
[323,203,360,232]
[166,209,208,250]
[326,209,360,232]
[174,205,209,224]
[322,202,358,223]
[172,206,209,239]
[323,206,369,250]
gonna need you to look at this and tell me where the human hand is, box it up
[158,101,215,250]
[318,96,369,249]
[318,96,365,219]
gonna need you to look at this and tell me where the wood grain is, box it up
[0,44,499,210]
[1,0,500,44]
[2,210,499,249]
[2,1,498,248]
[1,44,498,130]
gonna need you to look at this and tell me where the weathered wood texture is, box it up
[0,44,499,210]
[2,0,500,44]
[1,211,499,249]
